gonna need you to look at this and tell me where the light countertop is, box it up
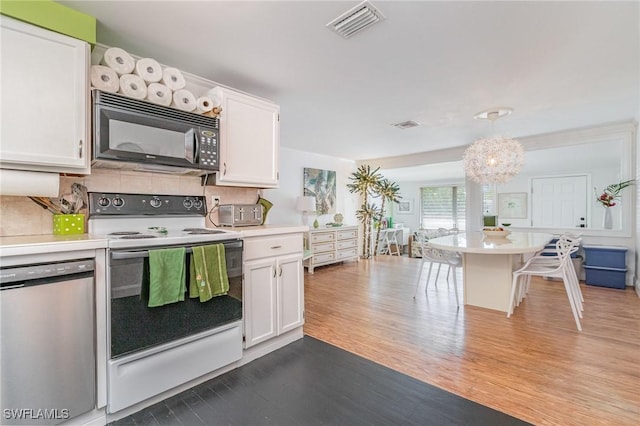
[0,225,308,257]
[428,231,554,255]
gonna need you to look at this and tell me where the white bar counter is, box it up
[428,231,553,312]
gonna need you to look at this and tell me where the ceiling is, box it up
[62,1,639,167]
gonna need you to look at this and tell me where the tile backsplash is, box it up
[0,169,259,236]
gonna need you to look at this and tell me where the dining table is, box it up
[427,231,554,312]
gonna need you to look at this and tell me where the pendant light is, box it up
[463,107,524,184]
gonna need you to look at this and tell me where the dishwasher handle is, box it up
[0,259,95,287]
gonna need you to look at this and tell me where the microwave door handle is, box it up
[192,129,200,163]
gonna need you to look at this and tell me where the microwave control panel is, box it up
[198,128,218,170]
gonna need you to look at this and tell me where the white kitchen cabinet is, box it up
[0,16,90,174]
[213,87,279,188]
[304,226,359,274]
[243,234,304,348]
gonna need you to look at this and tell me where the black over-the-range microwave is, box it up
[92,89,219,175]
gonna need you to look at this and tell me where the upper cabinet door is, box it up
[216,88,279,188]
[1,16,90,173]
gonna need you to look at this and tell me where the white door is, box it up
[243,258,277,348]
[277,254,304,334]
[531,175,588,228]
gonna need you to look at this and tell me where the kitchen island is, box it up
[427,231,554,312]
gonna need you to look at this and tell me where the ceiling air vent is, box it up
[392,120,420,130]
[326,1,386,39]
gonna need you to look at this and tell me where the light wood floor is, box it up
[303,256,640,426]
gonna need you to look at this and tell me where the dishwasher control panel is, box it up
[0,259,95,286]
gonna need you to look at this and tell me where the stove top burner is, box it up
[120,234,158,239]
[109,231,141,236]
[183,228,226,235]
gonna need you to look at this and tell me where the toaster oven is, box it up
[219,204,263,226]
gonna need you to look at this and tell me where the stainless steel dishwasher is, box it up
[0,259,96,425]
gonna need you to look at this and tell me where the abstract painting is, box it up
[303,168,336,214]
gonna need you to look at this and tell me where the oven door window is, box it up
[109,243,242,359]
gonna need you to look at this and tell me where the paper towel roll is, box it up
[119,74,147,100]
[194,96,214,114]
[161,67,186,91]
[134,57,162,83]
[90,65,119,93]
[206,87,224,107]
[100,47,135,76]
[146,83,172,106]
[171,89,196,112]
[0,169,60,197]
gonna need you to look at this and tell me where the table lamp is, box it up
[296,196,316,226]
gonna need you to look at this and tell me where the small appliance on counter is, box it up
[219,204,263,227]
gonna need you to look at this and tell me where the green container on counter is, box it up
[53,214,85,235]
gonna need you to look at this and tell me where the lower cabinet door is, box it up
[244,258,277,348]
[278,254,304,334]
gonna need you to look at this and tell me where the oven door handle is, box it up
[110,241,243,260]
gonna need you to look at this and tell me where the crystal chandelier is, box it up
[463,108,524,184]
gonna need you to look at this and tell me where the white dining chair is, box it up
[413,230,461,306]
[508,239,582,331]
[516,234,583,310]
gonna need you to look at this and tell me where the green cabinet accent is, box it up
[0,0,95,44]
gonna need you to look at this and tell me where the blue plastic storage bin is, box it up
[582,245,627,269]
[584,265,627,289]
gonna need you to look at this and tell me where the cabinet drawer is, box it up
[337,239,356,250]
[337,248,357,260]
[244,234,302,260]
[312,242,335,254]
[313,252,336,264]
[310,232,335,244]
[337,229,357,240]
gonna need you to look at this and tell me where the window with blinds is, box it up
[420,185,466,230]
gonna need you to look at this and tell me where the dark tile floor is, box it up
[110,336,529,425]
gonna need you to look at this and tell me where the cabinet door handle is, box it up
[223,162,227,175]
[273,268,276,278]
[278,266,282,277]
[270,245,282,249]
[78,140,83,158]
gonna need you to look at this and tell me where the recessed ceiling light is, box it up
[326,1,386,39]
[391,120,420,130]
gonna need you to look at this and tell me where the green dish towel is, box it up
[189,244,229,302]
[148,247,186,307]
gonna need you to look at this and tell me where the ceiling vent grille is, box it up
[326,1,386,39]
[392,120,420,130]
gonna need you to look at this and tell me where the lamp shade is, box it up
[296,196,316,212]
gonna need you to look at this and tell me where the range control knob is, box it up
[183,198,193,209]
[150,197,162,208]
[97,197,110,207]
[112,197,125,208]
[193,199,203,210]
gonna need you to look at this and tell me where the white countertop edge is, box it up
[0,234,109,258]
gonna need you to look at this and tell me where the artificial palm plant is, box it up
[347,165,383,258]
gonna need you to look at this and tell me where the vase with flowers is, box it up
[594,179,635,229]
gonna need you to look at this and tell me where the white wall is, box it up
[262,147,357,227]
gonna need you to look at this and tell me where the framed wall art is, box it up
[303,167,336,214]
[395,199,413,215]
[498,192,527,219]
